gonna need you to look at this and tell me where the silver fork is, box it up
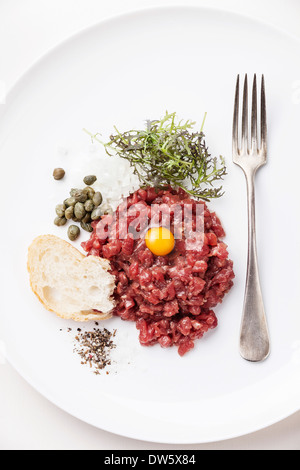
[232,74,270,362]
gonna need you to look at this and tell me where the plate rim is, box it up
[4,4,300,102]
[1,4,300,444]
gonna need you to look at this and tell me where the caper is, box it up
[74,202,86,220]
[83,186,95,199]
[65,197,76,207]
[70,188,79,197]
[74,189,87,203]
[84,199,94,212]
[53,168,65,180]
[101,203,113,215]
[65,205,74,220]
[82,212,91,223]
[83,175,97,186]
[91,207,102,221]
[55,204,65,218]
[93,191,103,207]
[67,225,80,241]
[54,216,67,226]
[80,221,93,232]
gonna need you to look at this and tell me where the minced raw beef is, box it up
[82,187,234,356]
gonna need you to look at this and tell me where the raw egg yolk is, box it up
[145,227,175,256]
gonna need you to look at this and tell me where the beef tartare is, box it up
[82,187,234,356]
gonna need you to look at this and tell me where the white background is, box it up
[0,0,300,450]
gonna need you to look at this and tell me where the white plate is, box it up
[0,6,300,444]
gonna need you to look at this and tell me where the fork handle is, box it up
[240,170,270,362]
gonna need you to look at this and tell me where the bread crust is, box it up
[27,235,115,321]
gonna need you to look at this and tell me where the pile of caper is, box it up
[54,175,110,241]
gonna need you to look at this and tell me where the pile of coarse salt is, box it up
[57,142,140,211]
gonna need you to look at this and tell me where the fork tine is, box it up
[242,74,248,153]
[251,74,257,152]
[261,75,267,154]
[233,74,240,154]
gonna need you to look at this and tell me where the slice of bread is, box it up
[27,235,116,321]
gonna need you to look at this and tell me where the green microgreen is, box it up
[83,111,227,201]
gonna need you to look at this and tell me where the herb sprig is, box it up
[84,111,227,201]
